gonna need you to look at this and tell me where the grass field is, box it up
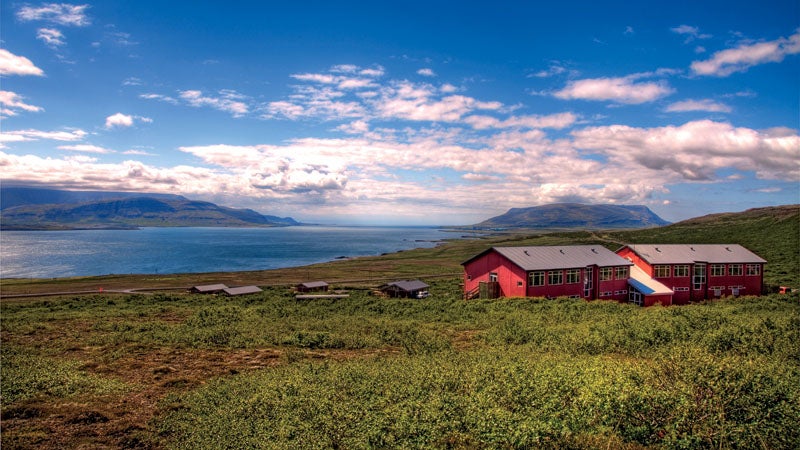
[1,205,798,449]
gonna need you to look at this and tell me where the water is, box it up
[0,226,455,278]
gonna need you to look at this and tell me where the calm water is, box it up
[0,226,454,278]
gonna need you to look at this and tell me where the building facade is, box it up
[616,244,766,305]
[462,245,633,301]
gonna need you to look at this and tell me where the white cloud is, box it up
[671,25,712,43]
[691,29,800,76]
[464,112,577,130]
[0,91,44,117]
[553,75,674,104]
[0,49,45,76]
[417,68,436,77]
[1,128,87,143]
[37,28,65,48]
[665,99,732,113]
[17,3,91,26]
[139,93,179,104]
[572,120,800,181]
[105,113,134,128]
[104,113,151,129]
[58,144,114,154]
[179,90,249,117]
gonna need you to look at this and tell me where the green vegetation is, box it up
[2,205,798,448]
[2,285,799,448]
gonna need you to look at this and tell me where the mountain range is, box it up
[472,203,670,229]
[0,187,298,230]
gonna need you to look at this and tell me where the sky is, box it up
[1,1,798,225]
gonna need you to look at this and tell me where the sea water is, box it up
[0,226,455,278]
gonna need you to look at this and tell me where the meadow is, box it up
[1,205,799,449]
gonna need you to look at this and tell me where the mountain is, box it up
[473,203,670,229]
[0,187,298,229]
[0,186,185,210]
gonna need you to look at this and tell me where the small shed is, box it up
[222,286,263,296]
[296,281,329,293]
[381,280,430,298]
[190,284,228,294]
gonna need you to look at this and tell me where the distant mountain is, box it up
[0,187,298,230]
[0,186,186,210]
[472,203,670,229]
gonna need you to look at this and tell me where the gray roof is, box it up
[623,244,766,264]
[192,284,228,292]
[299,281,329,288]
[384,280,429,292]
[222,285,263,296]
[488,245,633,271]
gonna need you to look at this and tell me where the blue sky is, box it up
[1,1,798,225]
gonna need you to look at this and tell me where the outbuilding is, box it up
[190,284,229,294]
[222,285,263,296]
[381,280,430,298]
[296,281,329,293]
[462,245,633,301]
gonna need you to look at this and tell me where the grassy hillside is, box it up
[1,285,798,448]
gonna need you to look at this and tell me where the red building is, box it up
[462,245,633,301]
[616,244,766,305]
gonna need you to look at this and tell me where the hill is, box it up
[473,203,670,229]
[0,187,298,229]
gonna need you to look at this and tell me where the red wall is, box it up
[464,249,630,301]
[463,251,527,297]
[616,247,763,305]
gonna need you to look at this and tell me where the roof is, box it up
[383,280,429,292]
[628,265,673,296]
[622,244,766,264]
[465,245,633,271]
[222,285,263,296]
[192,284,228,292]
[299,281,329,288]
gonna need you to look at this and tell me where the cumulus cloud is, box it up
[16,3,91,26]
[553,74,674,104]
[572,120,800,181]
[691,29,800,76]
[0,91,44,117]
[104,112,151,129]
[417,68,436,77]
[665,99,732,113]
[0,49,45,76]
[464,112,577,130]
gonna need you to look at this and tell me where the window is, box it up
[674,287,689,292]
[746,264,761,276]
[489,272,498,282]
[615,266,629,280]
[548,270,563,285]
[614,290,628,295]
[599,267,613,281]
[566,268,581,284]
[673,265,689,277]
[710,264,725,277]
[599,291,613,297]
[728,264,743,276]
[517,281,523,287]
[529,271,545,286]
[654,265,670,278]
